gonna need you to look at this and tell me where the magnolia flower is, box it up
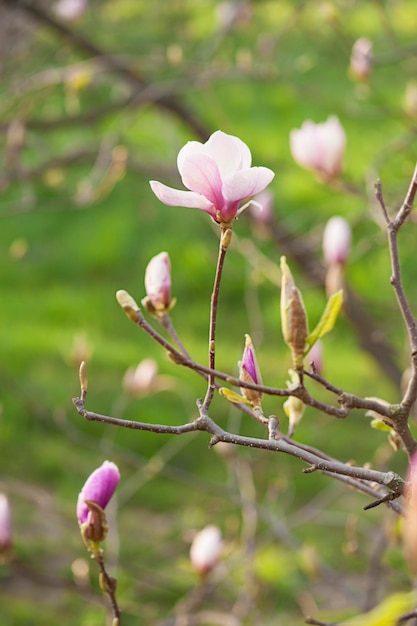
[150,130,275,223]
[143,251,172,313]
[190,525,223,576]
[349,38,373,82]
[323,216,351,266]
[239,334,263,407]
[77,461,120,537]
[0,494,12,555]
[290,116,346,181]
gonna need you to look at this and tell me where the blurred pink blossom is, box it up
[144,251,172,312]
[0,494,12,555]
[322,216,352,266]
[350,38,373,82]
[54,0,87,20]
[150,130,275,223]
[290,116,346,181]
[308,339,323,375]
[190,525,223,576]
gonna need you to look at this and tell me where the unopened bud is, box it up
[123,359,158,397]
[238,334,263,408]
[284,395,305,437]
[280,257,308,369]
[116,289,140,323]
[83,500,109,543]
[323,216,351,266]
[349,38,373,82]
[143,252,172,314]
[190,525,223,577]
[0,494,12,560]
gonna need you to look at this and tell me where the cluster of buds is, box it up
[190,524,223,577]
[290,116,346,182]
[77,461,120,547]
[322,216,352,296]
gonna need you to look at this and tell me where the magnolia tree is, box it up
[72,126,417,625]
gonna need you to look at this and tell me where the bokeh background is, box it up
[1,0,417,624]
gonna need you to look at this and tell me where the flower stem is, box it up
[202,225,231,410]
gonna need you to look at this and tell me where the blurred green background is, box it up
[1,0,417,624]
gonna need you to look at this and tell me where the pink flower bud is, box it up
[349,38,373,82]
[77,461,120,528]
[0,494,12,555]
[404,454,417,574]
[150,130,275,224]
[123,358,158,397]
[190,525,223,576]
[144,252,172,312]
[308,339,323,375]
[322,216,351,266]
[290,116,346,181]
[239,334,263,407]
[54,0,87,20]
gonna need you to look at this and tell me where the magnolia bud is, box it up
[349,38,373,82]
[143,252,172,314]
[308,339,323,375]
[190,525,223,576]
[239,334,263,408]
[323,216,351,266]
[123,359,158,397]
[0,494,12,560]
[290,116,346,181]
[77,461,120,543]
[280,257,308,369]
[284,395,305,438]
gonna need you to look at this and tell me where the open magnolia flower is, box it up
[150,130,275,223]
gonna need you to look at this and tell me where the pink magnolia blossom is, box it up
[77,461,120,527]
[322,216,352,265]
[144,251,172,311]
[308,339,323,375]
[290,116,346,180]
[150,130,275,223]
[190,525,223,576]
[239,334,263,407]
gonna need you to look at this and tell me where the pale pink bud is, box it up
[77,461,120,529]
[323,216,351,266]
[54,0,87,20]
[349,38,373,82]
[290,116,346,181]
[144,252,172,312]
[0,494,12,554]
[123,358,158,397]
[250,189,274,223]
[190,525,223,576]
[403,454,417,574]
[150,130,275,223]
[308,339,323,375]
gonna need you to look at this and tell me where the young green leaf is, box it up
[305,289,343,354]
